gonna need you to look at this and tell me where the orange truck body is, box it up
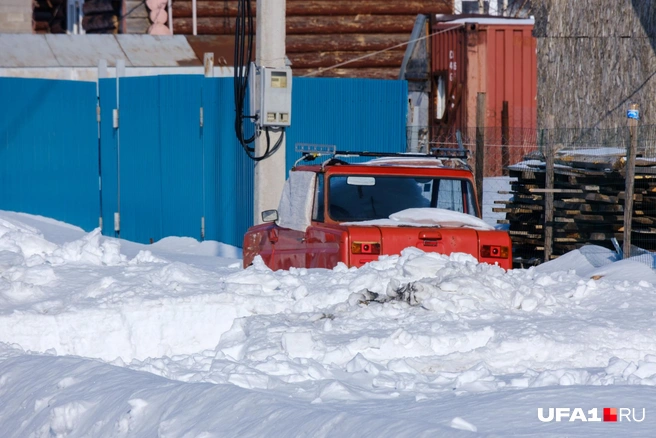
[243,158,512,270]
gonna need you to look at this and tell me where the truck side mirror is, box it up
[261,209,279,223]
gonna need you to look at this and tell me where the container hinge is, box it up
[201,216,206,240]
[112,109,119,128]
[96,105,101,123]
[200,107,204,128]
[114,212,120,232]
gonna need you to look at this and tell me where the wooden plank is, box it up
[172,0,451,18]
[530,188,582,193]
[585,193,618,203]
[493,208,535,213]
[289,50,404,68]
[175,15,417,35]
[624,103,638,258]
[475,92,486,214]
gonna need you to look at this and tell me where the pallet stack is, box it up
[495,150,656,267]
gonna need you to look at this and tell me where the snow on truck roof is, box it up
[361,156,470,169]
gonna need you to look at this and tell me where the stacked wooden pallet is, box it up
[495,149,656,267]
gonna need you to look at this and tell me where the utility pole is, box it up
[254,0,287,224]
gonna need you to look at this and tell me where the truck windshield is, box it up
[327,175,477,222]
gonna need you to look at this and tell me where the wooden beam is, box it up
[543,114,555,263]
[623,103,639,258]
[174,15,416,35]
[501,101,510,176]
[172,0,452,18]
[286,34,409,53]
[475,92,486,214]
[292,67,400,79]
[288,50,404,68]
[530,188,582,193]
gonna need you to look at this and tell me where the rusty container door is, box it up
[431,19,537,175]
[430,22,468,141]
[480,23,537,175]
[481,23,537,129]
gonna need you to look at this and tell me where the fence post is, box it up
[501,101,509,176]
[623,103,639,259]
[543,115,555,263]
[475,92,486,214]
[204,53,214,78]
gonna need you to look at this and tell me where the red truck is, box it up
[243,148,512,270]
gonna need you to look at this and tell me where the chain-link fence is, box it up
[428,126,656,269]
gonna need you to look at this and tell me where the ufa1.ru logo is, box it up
[538,408,646,422]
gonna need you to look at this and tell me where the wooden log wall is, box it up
[533,0,656,128]
[172,0,453,79]
[32,0,65,33]
[32,0,120,33]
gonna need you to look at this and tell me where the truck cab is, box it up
[243,151,512,270]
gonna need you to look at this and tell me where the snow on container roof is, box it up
[0,34,200,68]
[434,14,535,26]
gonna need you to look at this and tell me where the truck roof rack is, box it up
[294,143,470,167]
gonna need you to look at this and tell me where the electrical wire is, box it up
[234,0,285,161]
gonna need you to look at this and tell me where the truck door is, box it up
[272,171,317,269]
[305,174,345,268]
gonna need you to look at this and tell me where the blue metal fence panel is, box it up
[4,75,407,248]
[285,77,408,170]
[115,76,165,243]
[98,78,118,238]
[158,75,204,241]
[0,78,98,231]
[202,77,253,247]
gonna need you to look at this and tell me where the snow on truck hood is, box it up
[343,207,494,230]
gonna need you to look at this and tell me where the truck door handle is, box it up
[419,231,442,240]
[268,229,279,243]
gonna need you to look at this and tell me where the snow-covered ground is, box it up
[1,210,656,437]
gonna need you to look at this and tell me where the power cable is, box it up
[234,0,285,161]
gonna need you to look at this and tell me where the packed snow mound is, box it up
[536,244,656,282]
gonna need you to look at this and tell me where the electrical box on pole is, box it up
[249,65,292,128]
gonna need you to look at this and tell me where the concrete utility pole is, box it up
[254,0,287,224]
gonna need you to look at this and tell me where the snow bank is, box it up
[2,211,656,436]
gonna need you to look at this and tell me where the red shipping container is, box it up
[430,16,537,174]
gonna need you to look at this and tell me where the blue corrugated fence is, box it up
[1,75,407,247]
[0,78,99,231]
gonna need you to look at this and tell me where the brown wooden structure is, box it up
[33,0,120,33]
[173,0,453,79]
